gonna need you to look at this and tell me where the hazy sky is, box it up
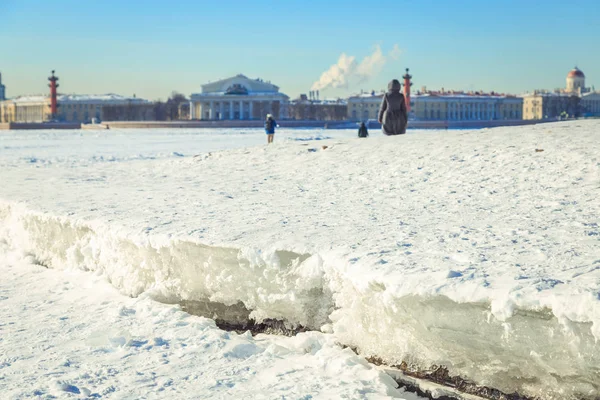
[1,0,598,100]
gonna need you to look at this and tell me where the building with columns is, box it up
[347,89,522,121]
[412,90,523,121]
[189,74,289,120]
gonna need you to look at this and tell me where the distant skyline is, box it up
[1,0,599,100]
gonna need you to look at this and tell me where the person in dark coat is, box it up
[378,79,408,135]
[358,121,369,138]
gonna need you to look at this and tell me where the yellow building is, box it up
[347,92,384,121]
[0,94,153,123]
[522,92,581,120]
[1,101,16,123]
[522,67,599,120]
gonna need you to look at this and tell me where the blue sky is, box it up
[1,0,598,100]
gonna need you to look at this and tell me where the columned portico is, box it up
[189,101,196,120]
[190,74,289,121]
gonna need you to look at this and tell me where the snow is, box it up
[1,121,599,399]
[0,247,411,399]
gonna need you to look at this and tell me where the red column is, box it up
[48,70,59,120]
[402,68,412,113]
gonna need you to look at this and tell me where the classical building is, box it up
[522,92,580,120]
[0,73,5,101]
[347,91,384,121]
[190,74,289,120]
[412,90,523,121]
[1,100,15,123]
[582,92,600,117]
[0,94,153,123]
[288,94,347,121]
[522,67,596,120]
[347,89,523,121]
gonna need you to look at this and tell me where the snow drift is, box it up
[1,201,599,399]
[1,121,599,399]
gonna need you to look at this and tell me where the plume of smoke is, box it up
[310,53,356,91]
[389,44,401,60]
[311,45,401,91]
[355,45,386,83]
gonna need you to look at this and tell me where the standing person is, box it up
[358,121,369,138]
[378,79,408,135]
[265,114,276,144]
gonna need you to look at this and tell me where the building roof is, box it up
[582,91,600,99]
[567,67,585,79]
[522,90,578,98]
[413,90,520,100]
[348,93,384,101]
[198,74,282,95]
[10,94,149,104]
[290,98,347,105]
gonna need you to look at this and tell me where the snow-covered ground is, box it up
[1,121,599,399]
[0,247,416,399]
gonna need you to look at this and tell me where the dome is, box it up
[567,67,585,79]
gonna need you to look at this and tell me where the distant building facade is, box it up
[0,73,5,101]
[1,101,15,123]
[347,92,384,121]
[412,90,523,121]
[0,94,153,123]
[190,74,289,120]
[347,89,522,121]
[178,102,190,120]
[522,67,596,120]
[582,92,600,117]
[288,94,347,120]
[522,92,581,120]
